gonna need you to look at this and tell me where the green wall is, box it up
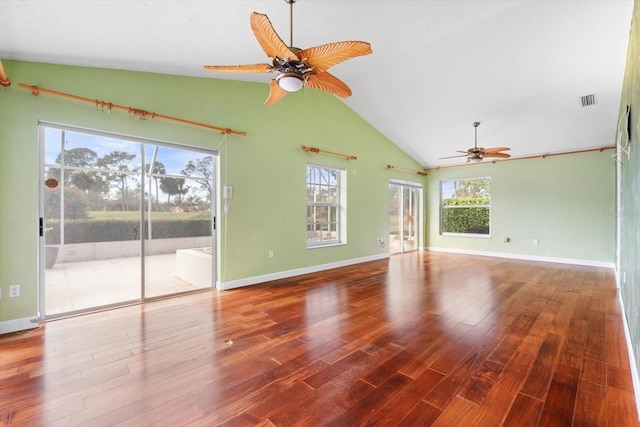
[0,60,423,328]
[425,150,616,264]
[618,0,640,383]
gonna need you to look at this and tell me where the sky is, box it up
[44,127,214,177]
[43,126,215,203]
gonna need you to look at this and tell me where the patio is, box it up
[44,252,213,317]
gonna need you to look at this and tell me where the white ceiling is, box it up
[0,0,634,167]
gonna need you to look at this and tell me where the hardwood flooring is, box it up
[1,252,638,426]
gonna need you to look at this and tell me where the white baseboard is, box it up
[217,253,390,290]
[0,316,40,335]
[217,248,613,291]
[426,247,615,269]
[618,287,640,420]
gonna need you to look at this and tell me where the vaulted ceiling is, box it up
[0,0,634,167]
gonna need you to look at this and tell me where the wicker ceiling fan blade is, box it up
[206,6,371,104]
[483,152,511,158]
[482,147,511,153]
[305,72,352,98]
[265,79,289,104]
[299,41,372,73]
[204,63,273,73]
[250,12,299,61]
[439,154,470,160]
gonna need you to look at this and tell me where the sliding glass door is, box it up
[143,144,215,298]
[389,181,422,254]
[41,124,216,317]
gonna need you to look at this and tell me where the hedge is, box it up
[442,207,490,234]
[45,218,212,244]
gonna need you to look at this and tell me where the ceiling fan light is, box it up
[469,156,483,163]
[276,72,305,92]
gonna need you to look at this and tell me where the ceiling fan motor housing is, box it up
[273,56,313,91]
[276,71,305,91]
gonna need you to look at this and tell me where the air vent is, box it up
[580,94,598,107]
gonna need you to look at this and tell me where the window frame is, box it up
[306,162,346,248]
[440,176,491,237]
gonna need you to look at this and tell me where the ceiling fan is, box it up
[440,122,511,163]
[204,0,372,104]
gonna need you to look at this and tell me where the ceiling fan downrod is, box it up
[285,0,297,48]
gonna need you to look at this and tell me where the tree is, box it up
[97,151,137,211]
[56,147,97,167]
[55,147,105,194]
[175,178,189,210]
[159,177,188,210]
[452,178,490,201]
[181,157,213,202]
[45,186,89,220]
[146,161,166,210]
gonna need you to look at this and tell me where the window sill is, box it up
[441,233,491,239]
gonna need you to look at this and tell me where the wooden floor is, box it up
[1,252,638,426]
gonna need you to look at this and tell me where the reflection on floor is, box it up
[388,234,417,253]
[45,254,209,316]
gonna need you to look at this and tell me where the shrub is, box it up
[44,218,212,244]
[442,207,490,234]
[44,186,89,220]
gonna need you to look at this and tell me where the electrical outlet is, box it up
[9,284,20,298]
[268,250,274,259]
[533,239,539,245]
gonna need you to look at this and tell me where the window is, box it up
[440,177,490,236]
[306,163,345,246]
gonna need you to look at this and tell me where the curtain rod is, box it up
[0,59,11,87]
[301,145,357,161]
[18,83,246,136]
[387,164,427,176]
[425,145,615,171]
